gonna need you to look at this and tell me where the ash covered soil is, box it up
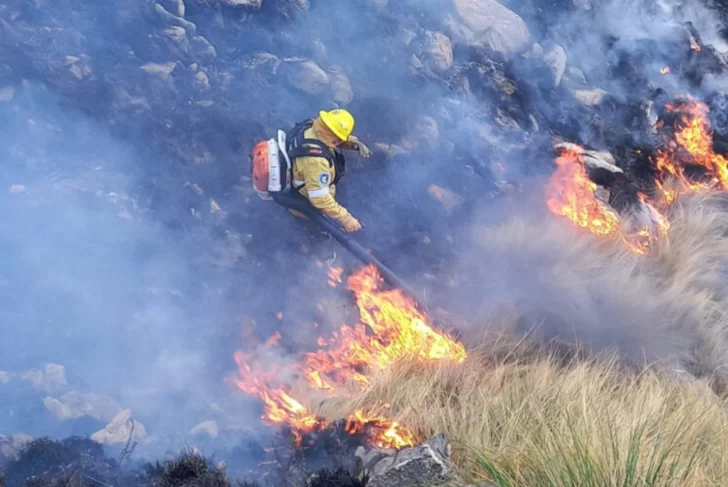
[5,0,728,485]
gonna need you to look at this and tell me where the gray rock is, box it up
[21,364,67,393]
[192,35,217,60]
[573,88,608,106]
[163,0,186,17]
[419,31,453,72]
[562,66,588,90]
[328,66,353,105]
[447,0,530,60]
[141,62,177,80]
[190,420,219,438]
[244,52,281,74]
[554,142,622,176]
[164,26,192,56]
[154,3,197,35]
[366,433,453,487]
[207,0,262,7]
[542,44,567,87]
[164,26,187,45]
[279,58,329,95]
[91,409,148,445]
[43,391,123,422]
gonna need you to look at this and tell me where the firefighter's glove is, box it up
[341,215,362,233]
[349,136,372,159]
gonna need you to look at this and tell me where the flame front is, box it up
[546,145,621,237]
[654,95,728,203]
[546,94,728,254]
[233,264,466,449]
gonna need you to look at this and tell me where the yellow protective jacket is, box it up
[292,120,356,225]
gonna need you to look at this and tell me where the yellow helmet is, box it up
[319,109,355,142]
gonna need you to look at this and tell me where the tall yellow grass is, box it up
[316,346,728,486]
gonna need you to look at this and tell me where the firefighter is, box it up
[275,109,372,232]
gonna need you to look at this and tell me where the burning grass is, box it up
[316,343,728,486]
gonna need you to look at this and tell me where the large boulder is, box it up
[328,66,354,105]
[446,0,531,60]
[91,409,148,445]
[417,31,454,73]
[43,391,123,423]
[278,58,330,95]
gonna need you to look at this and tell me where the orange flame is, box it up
[545,146,668,254]
[660,66,670,75]
[233,264,466,449]
[546,145,621,237]
[545,94,728,254]
[691,38,701,52]
[654,95,727,201]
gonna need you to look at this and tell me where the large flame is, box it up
[546,93,728,254]
[546,145,621,237]
[654,95,728,203]
[233,264,466,449]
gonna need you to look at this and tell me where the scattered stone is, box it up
[562,66,588,89]
[141,62,177,80]
[43,391,123,423]
[0,86,15,101]
[164,25,187,45]
[244,52,281,74]
[213,0,263,7]
[448,0,531,60]
[194,70,211,90]
[279,58,330,95]
[542,44,567,87]
[419,31,454,72]
[573,88,608,106]
[192,35,217,59]
[360,433,453,487]
[170,0,186,17]
[328,65,353,105]
[21,364,67,393]
[554,142,623,176]
[91,409,148,445]
[190,420,219,438]
[154,3,197,35]
[184,181,204,195]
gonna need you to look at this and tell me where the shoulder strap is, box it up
[287,139,334,163]
[286,119,335,165]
